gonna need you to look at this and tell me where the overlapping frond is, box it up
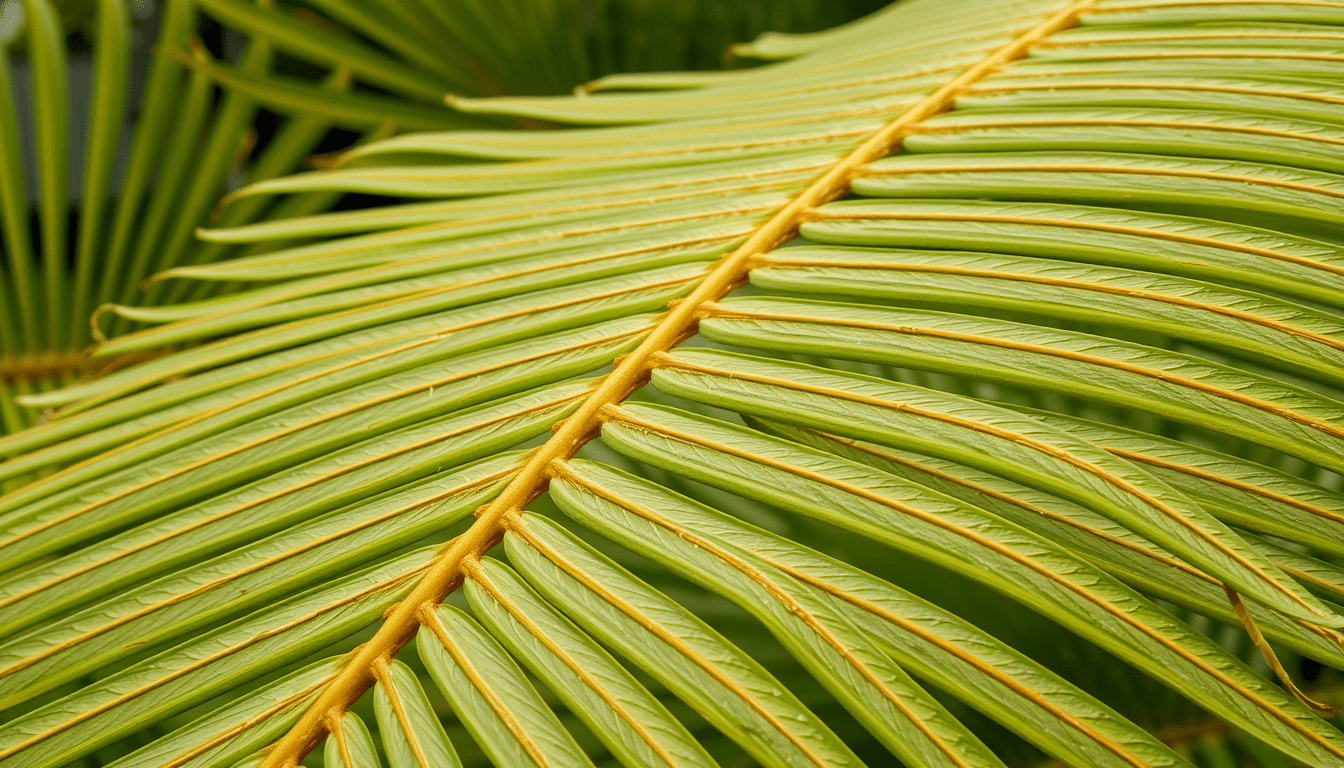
[185,0,876,128]
[0,0,827,448]
[0,0,379,443]
[6,0,1344,767]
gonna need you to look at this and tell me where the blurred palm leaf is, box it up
[0,0,390,439]
[6,1,1344,767]
[0,0,873,444]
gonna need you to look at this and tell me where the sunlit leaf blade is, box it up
[595,401,1344,765]
[646,347,1335,627]
[464,557,721,768]
[324,712,381,768]
[417,604,594,768]
[505,513,869,768]
[373,658,463,768]
[0,548,431,768]
[751,418,1344,667]
[106,658,341,768]
[550,458,1194,768]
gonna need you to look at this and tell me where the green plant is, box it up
[0,0,384,437]
[5,0,1344,767]
[0,0,857,440]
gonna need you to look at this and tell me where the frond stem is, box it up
[256,2,1099,763]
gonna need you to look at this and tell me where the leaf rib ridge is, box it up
[255,2,1101,762]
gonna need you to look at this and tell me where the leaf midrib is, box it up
[254,3,1106,763]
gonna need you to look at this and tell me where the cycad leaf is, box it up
[324,712,382,768]
[10,1,1344,766]
[504,513,868,768]
[417,604,593,768]
[752,419,1344,667]
[595,401,1344,765]
[463,557,720,768]
[105,658,342,768]
[549,458,1196,768]
[372,658,463,768]
[646,347,1334,626]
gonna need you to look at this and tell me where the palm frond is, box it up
[0,0,365,439]
[6,1,1344,767]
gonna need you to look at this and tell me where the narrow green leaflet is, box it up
[904,108,1344,175]
[193,0,446,101]
[549,458,1192,768]
[753,419,1344,666]
[23,0,69,348]
[594,402,1344,765]
[1238,531,1344,607]
[1015,406,1344,560]
[798,199,1344,309]
[178,51,474,133]
[750,246,1344,387]
[646,347,1335,627]
[0,548,432,768]
[71,0,130,348]
[505,513,869,768]
[325,712,382,768]
[854,151,1344,239]
[106,658,341,768]
[957,71,1344,127]
[417,605,594,768]
[373,659,464,768]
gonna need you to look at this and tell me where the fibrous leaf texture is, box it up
[6,1,1344,767]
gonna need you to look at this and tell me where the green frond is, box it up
[7,1,1344,767]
